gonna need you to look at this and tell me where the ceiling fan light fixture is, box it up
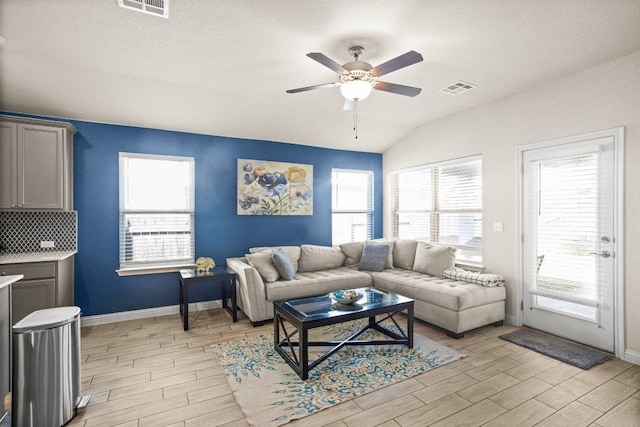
[340,80,373,102]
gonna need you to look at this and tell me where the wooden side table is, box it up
[179,266,238,331]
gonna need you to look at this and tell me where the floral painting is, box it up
[237,159,313,215]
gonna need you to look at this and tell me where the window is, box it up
[332,169,373,246]
[392,156,482,263]
[118,153,195,273]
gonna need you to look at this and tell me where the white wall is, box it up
[383,51,640,359]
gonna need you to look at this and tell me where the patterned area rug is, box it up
[212,319,462,427]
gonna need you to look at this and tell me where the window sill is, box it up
[117,262,196,277]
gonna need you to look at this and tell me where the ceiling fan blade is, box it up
[369,51,423,77]
[286,82,339,94]
[374,81,422,97]
[343,99,355,111]
[307,52,348,74]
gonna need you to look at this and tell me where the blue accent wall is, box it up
[59,120,382,316]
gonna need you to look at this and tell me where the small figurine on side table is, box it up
[196,257,215,273]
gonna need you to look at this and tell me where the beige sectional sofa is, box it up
[226,240,506,338]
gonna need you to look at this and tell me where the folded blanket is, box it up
[444,267,505,287]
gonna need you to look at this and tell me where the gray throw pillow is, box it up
[412,242,456,277]
[358,243,390,272]
[248,246,301,272]
[339,241,365,269]
[272,250,295,281]
[368,239,395,269]
[246,251,280,282]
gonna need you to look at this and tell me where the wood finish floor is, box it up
[70,308,640,427]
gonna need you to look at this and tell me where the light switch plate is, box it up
[40,241,55,248]
[493,222,503,232]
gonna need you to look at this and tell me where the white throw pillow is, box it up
[412,242,456,277]
[298,245,346,272]
[393,239,418,270]
[339,241,365,269]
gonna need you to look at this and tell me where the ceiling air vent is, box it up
[118,0,169,18]
[439,81,476,95]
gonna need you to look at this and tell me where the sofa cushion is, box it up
[246,251,280,282]
[340,241,365,269]
[272,250,295,281]
[368,239,395,269]
[370,269,506,311]
[249,246,301,272]
[393,239,419,270]
[412,242,456,277]
[298,245,346,273]
[358,243,389,272]
[265,267,372,301]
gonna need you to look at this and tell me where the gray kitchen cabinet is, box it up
[0,279,12,425]
[0,116,76,210]
[0,258,73,324]
[0,122,18,209]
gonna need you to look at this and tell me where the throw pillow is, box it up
[412,242,456,277]
[246,251,280,283]
[298,244,346,272]
[358,243,390,272]
[368,239,395,269]
[393,239,418,270]
[444,267,505,287]
[339,241,365,269]
[248,246,301,272]
[272,250,296,281]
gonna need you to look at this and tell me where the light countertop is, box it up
[0,250,77,264]
[0,274,23,290]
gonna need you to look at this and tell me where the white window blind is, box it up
[392,157,482,263]
[529,153,599,312]
[119,153,195,269]
[332,169,373,246]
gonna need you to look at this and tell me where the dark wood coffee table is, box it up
[273,288,414,380]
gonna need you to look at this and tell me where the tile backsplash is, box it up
[0,211,77,253]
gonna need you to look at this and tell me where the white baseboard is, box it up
[623,349,640,366]
[80,301,222,327]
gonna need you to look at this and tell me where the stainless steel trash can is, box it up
[12,306,87,427]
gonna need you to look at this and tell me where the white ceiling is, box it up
[1,1,639,153]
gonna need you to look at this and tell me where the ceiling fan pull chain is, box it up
[354,102,358,139]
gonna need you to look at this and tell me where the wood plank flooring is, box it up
[69,308,639,426]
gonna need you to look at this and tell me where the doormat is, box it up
[499,327,612,370]
[213,318,462,427]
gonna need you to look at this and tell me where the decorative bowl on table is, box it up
[330,289,364,305]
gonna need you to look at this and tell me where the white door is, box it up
[522,135,616,352]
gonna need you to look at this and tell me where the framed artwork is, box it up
[237,159,313,215]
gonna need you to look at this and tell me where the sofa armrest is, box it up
[226,257,270,323]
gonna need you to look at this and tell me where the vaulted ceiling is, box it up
[1,1,639,152]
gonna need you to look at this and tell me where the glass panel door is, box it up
[522,136,615,352]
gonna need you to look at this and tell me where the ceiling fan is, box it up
[287,46,424,111]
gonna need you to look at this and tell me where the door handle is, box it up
[589,251,611,258]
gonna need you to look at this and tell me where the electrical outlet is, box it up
[493,222,503,232]
[40,241,55,249]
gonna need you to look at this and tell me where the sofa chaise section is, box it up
[370,269,505,338]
